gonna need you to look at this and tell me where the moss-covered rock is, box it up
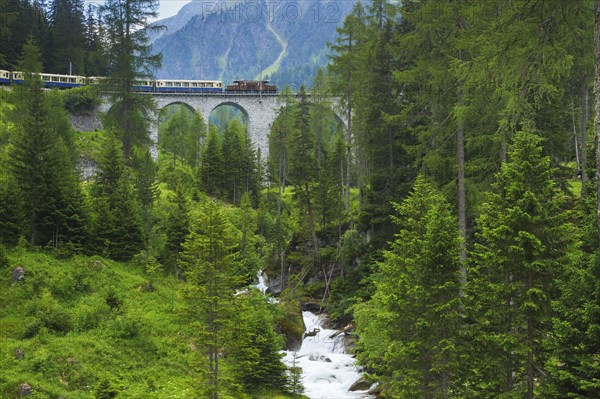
[277,289,304,350]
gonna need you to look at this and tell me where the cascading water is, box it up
[254,271,372,398]
[282,311,374,399]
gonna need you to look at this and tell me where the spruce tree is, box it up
[8,39,87,249]
[288,85,320,270]
[230,291,288,392]
[355,175,462,399]
[200,127,224,197]
[327,1,367,213]
[180,200,242,399]
[468,130,576,398]
[92,133,144,260]
[221,120,244,203]
[164,184,190,273]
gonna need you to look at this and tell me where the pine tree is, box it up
[468,130,576,398]
[355,175,462,399]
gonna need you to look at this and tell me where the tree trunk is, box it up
[595,0,600,243]
[457,107,467,290]
[527,271,534,399]
[582,75,589,196]
[457,40,467,290]
[346,31,353,214]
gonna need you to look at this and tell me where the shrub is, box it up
[27,290,73,334]
[63,86,100,114]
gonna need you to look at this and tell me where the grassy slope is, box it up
[0,250,301,399]
[0,251,193,398]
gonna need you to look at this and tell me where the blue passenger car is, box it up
[0,70,10,85]
[155,79,223,93]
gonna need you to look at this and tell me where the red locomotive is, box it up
[225,80,277,93]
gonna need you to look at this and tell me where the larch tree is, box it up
[100,0,161,160]
[327,0,367,214]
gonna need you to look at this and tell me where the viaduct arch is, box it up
[99,93,347,158]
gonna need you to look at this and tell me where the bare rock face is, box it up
[18,383,32,396]
[12,266,25,282]
[300,301,322,312]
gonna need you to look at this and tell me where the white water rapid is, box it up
[283,311,374,399]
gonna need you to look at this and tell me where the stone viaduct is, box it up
[99,92,347,158]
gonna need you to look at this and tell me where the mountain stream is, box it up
[282,311,374,399]
[255,272,374,398]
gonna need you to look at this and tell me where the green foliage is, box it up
[0,251,196,398]
[62,86,101,115]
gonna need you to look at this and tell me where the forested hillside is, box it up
[2,0,600,398]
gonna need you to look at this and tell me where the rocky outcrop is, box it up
[68,110,103,132]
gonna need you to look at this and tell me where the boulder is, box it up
[265,274,283,296]
[348,377,370,392]
[304,327,320,338]
[343,322,356,334]
[12,266,25,282]
[368,383,382,396]
[18,383,32,396]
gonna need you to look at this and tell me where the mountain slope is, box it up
[149,0,354,86]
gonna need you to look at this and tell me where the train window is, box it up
[166,82,172,87]
[175,82,181,87]
[182,82,188,87]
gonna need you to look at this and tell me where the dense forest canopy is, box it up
[2,0,600,398]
